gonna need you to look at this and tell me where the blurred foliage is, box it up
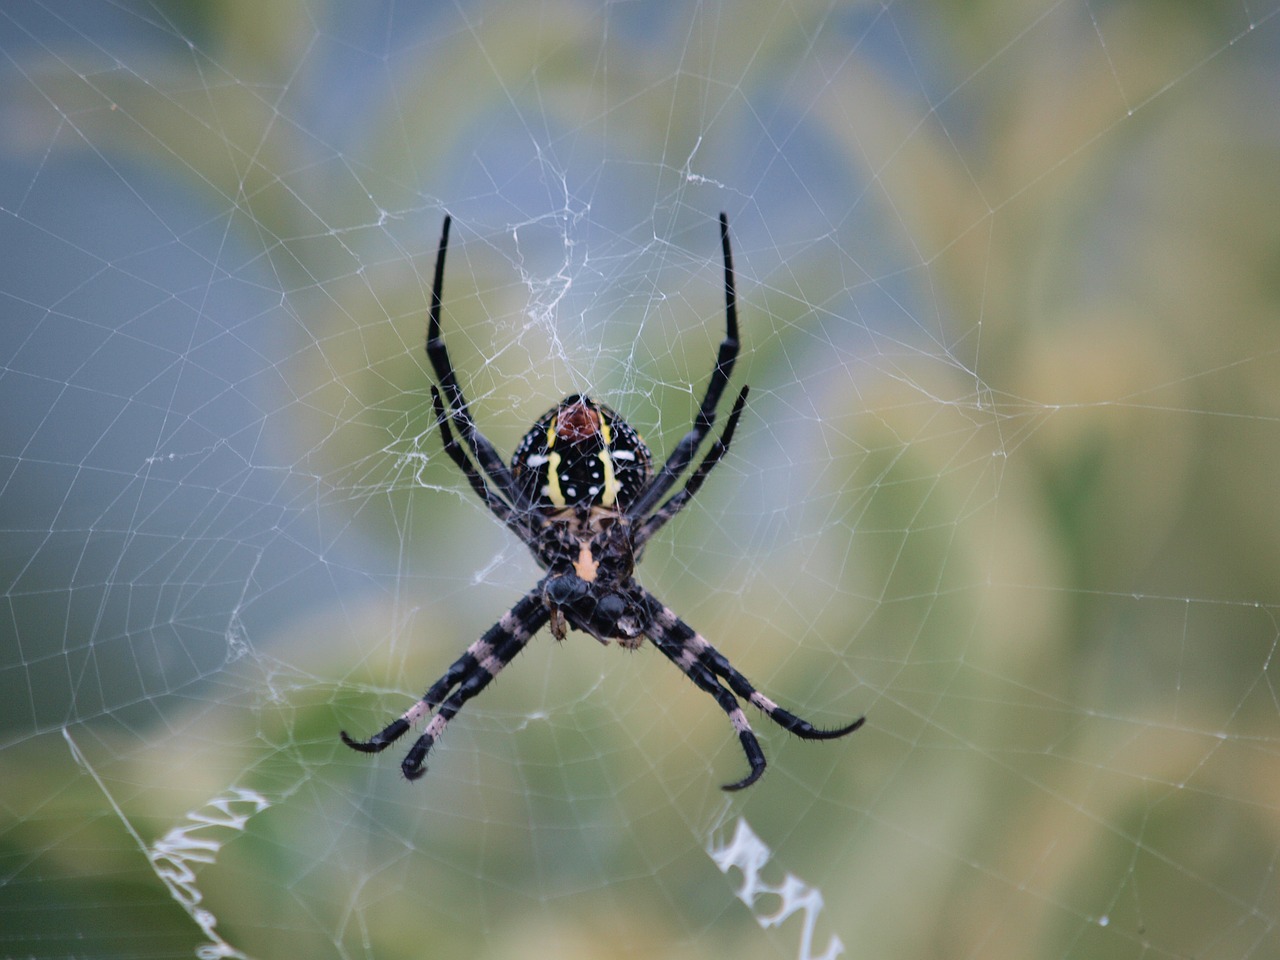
[2,1,1279,959]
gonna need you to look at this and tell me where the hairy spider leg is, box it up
[644,601,864,789]
[341,592,549,779]
[635,384,748,548]
[628,212,742,520]
[424,215,524,507]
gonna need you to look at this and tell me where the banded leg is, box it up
[643,601,765,790]
[424,215,522,504]
[634,385,748,548]
[628,213,741,519]
[341,591,549,780]
[646,599,864,787]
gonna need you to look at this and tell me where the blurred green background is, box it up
[2,1,1278,958]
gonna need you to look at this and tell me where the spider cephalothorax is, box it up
[341,214,863,791]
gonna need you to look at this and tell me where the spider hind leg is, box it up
[723,706,768,791]
[340,592,548,781]
[745,691,866,740]
[340,717,411,754]
[645,598,863,790]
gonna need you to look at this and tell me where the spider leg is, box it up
[424,215,523,506]
[647,619,766,791]
[628,213,741,520]
[645,598,864,789]
[341,591,549,781]
[431,386,537,541]
[634,385,748,548]
[643,596,768,790]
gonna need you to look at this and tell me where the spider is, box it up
[341,213,864,790]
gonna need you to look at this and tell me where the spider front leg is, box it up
[341,591,548,780]
[634,384,748,550]
[643,597,863,790]
[627,212,741,520]
[424,215,522,505]
[431,385,536,543]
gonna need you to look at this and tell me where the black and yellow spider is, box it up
[342,214,863,790]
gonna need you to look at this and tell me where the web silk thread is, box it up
[707,817,844,960]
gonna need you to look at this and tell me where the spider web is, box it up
[3,1,1280,958]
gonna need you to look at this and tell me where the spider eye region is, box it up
[511,394,652,512]
[553,396,601,443]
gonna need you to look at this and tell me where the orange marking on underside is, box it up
[574,540,599,582]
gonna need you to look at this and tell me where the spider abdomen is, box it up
[511,394,652,512]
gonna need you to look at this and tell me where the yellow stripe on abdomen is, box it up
[598,412,618,506]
